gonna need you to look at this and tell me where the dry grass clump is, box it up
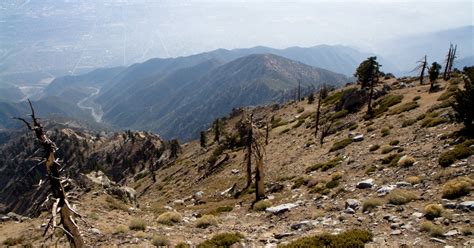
[369,144,380,152]
[329,138,352,152]
[424,204,444,220]
[406,176,422,185]
[306,157,342,173]
[253,200,272,211]
[442,177,473,199]
[397,155,416,167]
[362,198,383,212]
[386,189,418,205]
[113,224,128,234]
[129,218,146,231]
[438,140,474,167]
[157,211,182,225]
[196,215,218,228]
[280,229,373,248]
[388,101,419,115]
[381,145,394,154]
[197,232,244,248]
[152,235,170,247]
[381,128,390,137]
[3,236,24,246]
[175,242,191,248]
[420,221,444,237]
[389,140,400,146]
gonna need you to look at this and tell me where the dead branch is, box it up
[14,99,84,247]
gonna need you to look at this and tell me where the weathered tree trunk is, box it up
[255,158,265,200]
[297,80,301,101]
[14,100,84,247]
[314,89,322,138]
[443,45,452,80]
[367,76,376,116]
[320,119,334,146]
[420,55,427,85]
[448,44,457,77]
[245,115,253,189]
[265,122,269,145]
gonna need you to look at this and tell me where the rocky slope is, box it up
[0,73,473,247]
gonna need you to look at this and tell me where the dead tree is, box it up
[314,86,323,138]
[320,118,334,146]
[265,121,269,145]
[367,75,378,116]
[14,99,84,247]
[213,119,220,143]
[414,55,427,85]
[448,44,457,76]
[242,113,266,201]
[443,44,453,80]
[297,80,301,101]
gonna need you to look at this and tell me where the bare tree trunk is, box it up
[320,119,334,146]
[448,44,457,77]
[297,80,301,101]
[314,89,322,138]
[14,100,84,247]
[245,114,253,189]
[420,55,427,85]
[265,122,269,145]
[443,44,452,80]
[367,77,376,116]
[255,158,265,200]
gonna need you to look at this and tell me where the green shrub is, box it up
[129,218,146,231]
[292,119,305,129]
[157,211,182,225]
[386,189,418,205]
[329,138,352,152]
[253,200,272,211]
[106,196,129,211]
[413,96,421,101]
[424,204,444,220]
[208,206,233,215]
[389,140,400,146]
[208,145,226,165]
[369,144,380,152]
[309,183,330,195]
[325,180,339,189]
[428,99,453,112]
[442,177,473,199]
[152,235,170,247]
[372,94,404,117]
[420,117,448,128]
[420,221,444,237]
[271,118,288,129]
[367,127,375,132]
[331,109,349,120]
[437,84,458,101]
[388,101,419,115]
[406,176,422,185]
[292,177,307,189]
[279,229,373,248]
[196,215,218,228]
[280,128,291,134]
[438,141,474,167]
[306,157,343,172]
[197,232,244,248]
[297,107,305,113]
[113,224,128,234]
[362,198,383,212]
[381,153,402,167]
[381,128,390,137]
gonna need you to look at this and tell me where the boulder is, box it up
[290,220,314,231]
[356,179,374,189]
[106,186,137,206]
[377,185,396,196]
[266,203,298,214]
[352,134,364,142]
[345,199,361,210]
[458,201,474,211]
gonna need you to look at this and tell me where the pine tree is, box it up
[200,131,207,148]
[452,66,474,130]
[429,62,442,92]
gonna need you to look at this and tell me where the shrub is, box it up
[428,99,453,113]
[176,242,191,248]
[389,140,400,146]
[329,138,352,152]
[292,177,307,189]
[381,128,390,137]
[420,221,444,237]
[348,123,358,131]
[306,157,342,172]
[437,84,458,101]
[369,144,380,152]
[421,117,448,128]
[207,206,233,215]
[196,215,218,228]
[388,101,419,115]
[129,218,146,231]
[292,119,305,129]
[280,128,291,134]
[452,66,474,130]
[413,96,421,101]
[208,145,226,165]
[331,109,349,120]
[362,198,383,212]
[381,154,402,167]
[106,196,129,211]
[406,176,421,185]
[438,141,474,167]
[381,145,394,154]
[113,224,128,234]
[152,235,170,247]
[424,204,444,220]
[366,127,375,132]
[3,236,24,246]
[197,232,244,248]
[253,200,272,211]
[297,107,305,113]
[372,94,404,117]
[309,183,330,195]
[397,155,415,167]
[157,211,182,225]
[402,118,417,127]
[280,229,373,248]
[442,177,473,199]
[325,179,339,189]
[271,117,287,128]
[386,189,418,205]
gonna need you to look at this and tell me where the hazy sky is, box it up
[133,0,473,56]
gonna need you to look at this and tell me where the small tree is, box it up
[307,93,315,104]
[452,66,474,130]
[429,62,442,92]
[355,57,381,116]
[200,131,207,148]
[169,139,181,158]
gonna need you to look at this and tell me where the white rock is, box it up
[266,203,298,214]
[356,179,374,189]
[352,134,364,142]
